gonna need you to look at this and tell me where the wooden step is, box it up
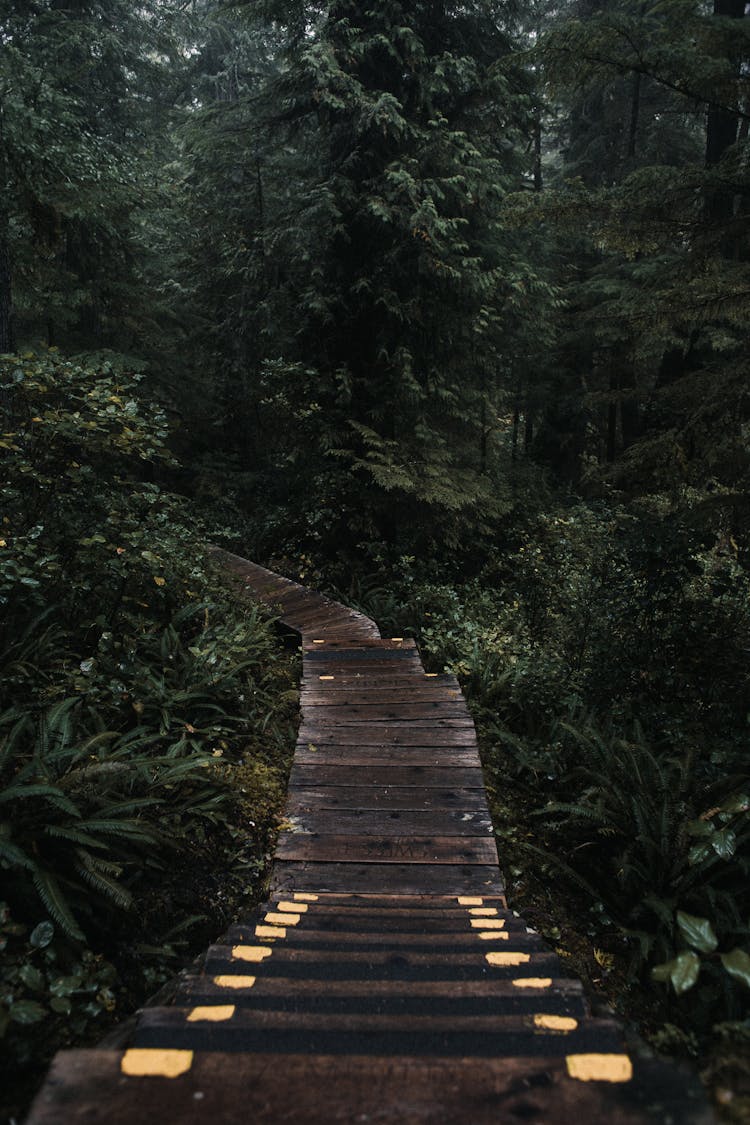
[203,945,561,981]
[132,1007,625,1057]
[26,1050,713,1125]
[174,976,588,1015]
[270,860,504,895]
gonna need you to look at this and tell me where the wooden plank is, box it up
[301,691,463,705]
[296,729,478,745]
[270,861,503,896]
[293,747,480,766]
[285,809,493,836]
[288,765,486,788]
[177,974,585,1007]
[133,1009,625,1058]
[300,704,470,720]
[274,834,499,865]
[225,930,539,951]
[301,676,458,690]
[25,1050,715,1125]
[285,786,490,811]
[204,944,552,975]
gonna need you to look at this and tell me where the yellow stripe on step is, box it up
[471,918,505,929]
[121,1050,193,1078]
[231,945,272,963]
[513,978,552,989]
[277,902,308,913]
[295,894,319,902]
[265,912,300,926]
[486,952,530,967]
[534,1014,578,1032]
[458,897,483,906]
[255,925,286,939]
[566,1055,633,1083]
[212,976,257,990]
[477,931,510,941]
[187,1006,235,1022]
[470,908,498,917]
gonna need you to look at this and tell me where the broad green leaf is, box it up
[10,999,47,1025]
[711,828,736,859]
[720,948,750,990]
[19,964,45,991]
[676,911,718,953]
[29,921,54,949]
[651,951,701,994]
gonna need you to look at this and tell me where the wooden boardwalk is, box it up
[27,551,712,1124]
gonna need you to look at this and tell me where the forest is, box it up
[1,0,749,1119]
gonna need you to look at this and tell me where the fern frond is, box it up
[32,868,85,941]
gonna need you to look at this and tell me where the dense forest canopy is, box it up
[2,0,750,1118]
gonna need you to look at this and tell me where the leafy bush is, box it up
[368,495,750,1038]
[0,349,297,1108]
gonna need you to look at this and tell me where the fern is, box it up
[32,868,85,942]
[74,849,133,911]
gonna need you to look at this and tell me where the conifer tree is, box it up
[0,0,176,351]
[241,0,549,554]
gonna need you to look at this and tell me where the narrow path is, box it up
[26,551,712,1124]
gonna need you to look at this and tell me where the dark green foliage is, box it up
[0,349,296,1101]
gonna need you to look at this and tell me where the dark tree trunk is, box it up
[0,104,13,354]
[0,220,13,354]
[705,0,745,227]
[620,368,641,449]
[607,371,618,462]
[627,72,641,161]
[533,115,543,193]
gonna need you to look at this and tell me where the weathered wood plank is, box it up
[293,747,480,766]
[285,786,489,811]
[274,834,499,865]
[288,765,486,788]
[298,730,477,744]
[285,809,493,836]
[270,861,504,896]
[26,1051,714,1125]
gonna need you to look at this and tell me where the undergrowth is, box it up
[0,350,297,1122]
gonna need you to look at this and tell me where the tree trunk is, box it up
[0,218,13,354]
[627,72,641,162]
[705,0,745,228]
[0,103,14,354]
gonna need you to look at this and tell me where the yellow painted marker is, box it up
[295,893,319,902]
[277,902,308,913]
[212,976,257,990]
[121,1049,193,1079]
[425,673,438,678]
[265,912,300,926]
[477,931,510,941]
[470,918,505,929]
[187,1006,235,1023]
[512,978,552,989]
[469,907,498,917]
[534,1014,578,1032]
[255,925,286,939]
[458,896,483,906]
[486,952,530,967]
[566,1055,633,1083]
[312,640,326,645]
[231,945,272,963]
